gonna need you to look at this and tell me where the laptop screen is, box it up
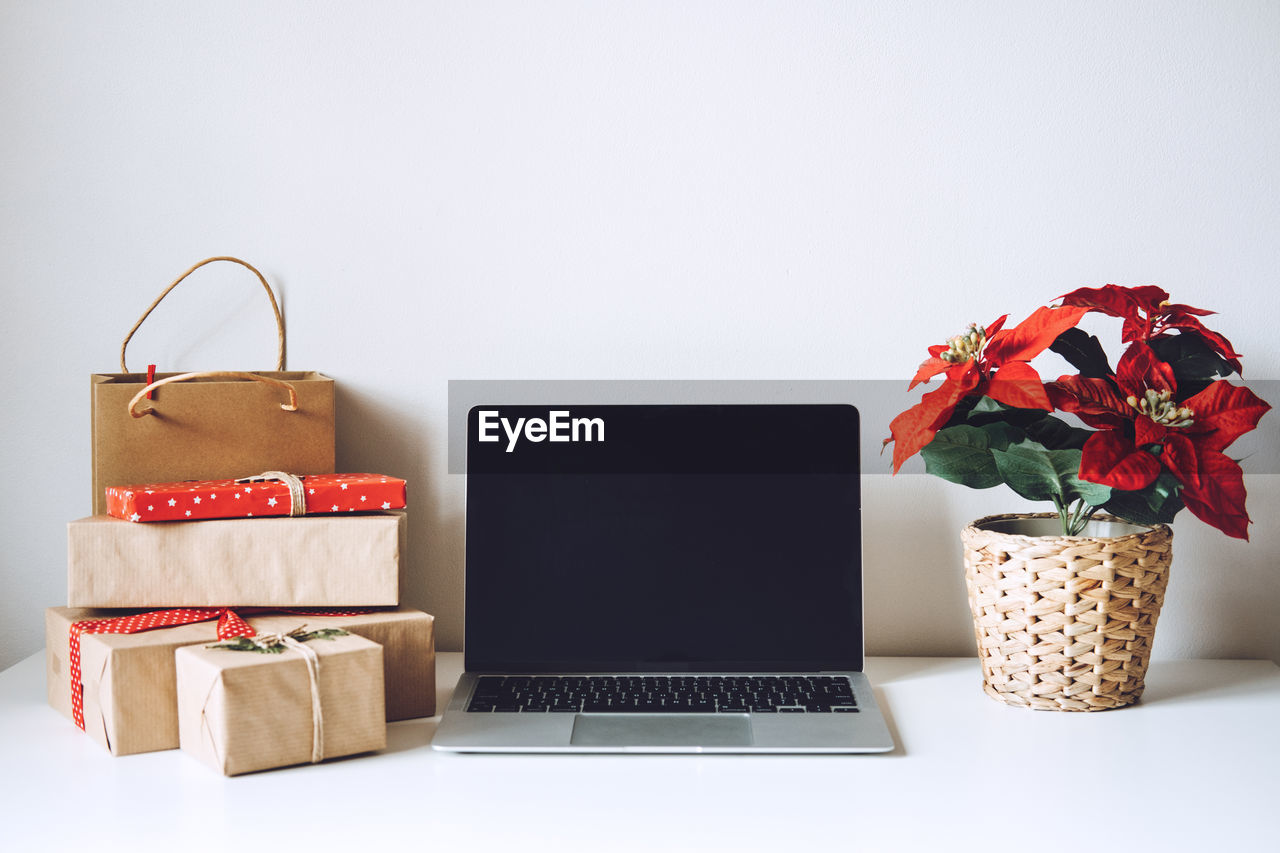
[464,404,863,673]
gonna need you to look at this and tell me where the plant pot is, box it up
[961,512,1173,711]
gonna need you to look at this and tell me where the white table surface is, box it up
[2,651,1277,851]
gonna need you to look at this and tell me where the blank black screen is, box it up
[464,405,862,672]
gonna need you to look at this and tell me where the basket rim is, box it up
[962,512,1172,546]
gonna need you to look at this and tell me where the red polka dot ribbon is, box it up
[68,606,371,730]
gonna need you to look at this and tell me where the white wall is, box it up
[2,1,1277,669]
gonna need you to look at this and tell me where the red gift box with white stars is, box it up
[105,473,406,522]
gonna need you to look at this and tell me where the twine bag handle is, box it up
[120,256,286,373]
[128,371,299,418]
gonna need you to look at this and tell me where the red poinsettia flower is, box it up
[1059,284,1243,373]
[887,304,1087,473]
[1049,342,1270,539]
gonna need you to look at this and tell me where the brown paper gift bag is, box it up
[90,256,335,515]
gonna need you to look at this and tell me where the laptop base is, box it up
[432,671,895,754]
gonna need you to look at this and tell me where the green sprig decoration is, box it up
[208,627,349,654]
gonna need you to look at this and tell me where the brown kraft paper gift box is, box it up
[46,607,435,756]
[66,512,405,608]
[176,632,385,776]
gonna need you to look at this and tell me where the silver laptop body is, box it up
[432,403,894,754]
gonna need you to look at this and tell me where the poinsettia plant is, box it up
[886,285,1271,539]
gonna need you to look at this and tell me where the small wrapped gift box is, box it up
[176,629,386,776]
[105,472,406,523]
[67,511,404,607]
[46,606,435,756]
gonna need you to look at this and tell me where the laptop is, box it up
[431,403,894,753]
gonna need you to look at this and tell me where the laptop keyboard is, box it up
[466,675,859,713]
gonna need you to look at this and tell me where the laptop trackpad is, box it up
[570,714,752,747]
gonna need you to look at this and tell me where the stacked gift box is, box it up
[50,260,435,775]
[48,469,436,775]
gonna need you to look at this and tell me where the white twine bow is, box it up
[241,626,326,764]
[235,471,307,516]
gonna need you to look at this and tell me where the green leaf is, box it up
[298,628,349,642]
[1008,435,1049,453]
[207,637,287,654]
[1024,416,1091,451]
[1103,471,1184,525]
[1049,327,1114,379]
[1048,449,1112,506]
[958,396,1047,429]
[989,445,1110,507]
[922,425,1002,488]
[991,445,1064,502]
[978,421,1024,451]
[205,628,349,654]
[969,396,1005,416]
[1148,332,1235,395]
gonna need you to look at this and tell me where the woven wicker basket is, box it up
[961,513,1173,711]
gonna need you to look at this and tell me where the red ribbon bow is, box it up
[69,606,371,730]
